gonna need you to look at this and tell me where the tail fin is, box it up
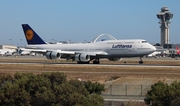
[176,46,179,50]
[22,24,46,45]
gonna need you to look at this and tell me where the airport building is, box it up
[0,45,17,50]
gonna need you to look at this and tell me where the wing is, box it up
[27,48,108,59]
[28,49,74,55]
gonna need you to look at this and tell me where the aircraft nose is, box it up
[151,45,156,51]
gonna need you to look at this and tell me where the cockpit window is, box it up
[142,41,147,43]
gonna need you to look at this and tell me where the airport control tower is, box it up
[157,7,173,47]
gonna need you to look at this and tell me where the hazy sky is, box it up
[0,0,180,46]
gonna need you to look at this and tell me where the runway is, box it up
[1,56,180,79]
[1,56,180,78]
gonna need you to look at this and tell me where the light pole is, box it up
[51,39,54,44]
[20,39,22,46]
[9,39,12,45]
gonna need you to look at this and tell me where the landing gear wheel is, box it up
[93,59,100,64]
[139,61,143,64]
[77,61,90,64]
[139,57,143,64]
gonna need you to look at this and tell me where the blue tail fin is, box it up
[22,24,46,45]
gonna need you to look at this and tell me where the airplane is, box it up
[0,49,8,56]
[16,47,38,56]
[22,24,156,64]
[18,48,31,55]
[20,48,37,56]
[146,51,162,58]
[176,46,180,56]
[20,51,30,55]
[0,49,16,56]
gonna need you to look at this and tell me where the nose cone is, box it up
[152,46,156,51]
[149,45,156,54]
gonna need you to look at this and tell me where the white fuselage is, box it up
[26,39,156,58]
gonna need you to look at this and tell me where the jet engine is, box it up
[46,51,61,59]
[108,57,122,61]
[75,54,90,62]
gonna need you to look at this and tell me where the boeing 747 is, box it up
[22,24,156,64]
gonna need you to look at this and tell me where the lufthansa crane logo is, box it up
[26,29,34,40]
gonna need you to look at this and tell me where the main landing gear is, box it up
[93,59,100,64]
[139,57,143,64]
[77,61,90,64]
[77,59,100,64]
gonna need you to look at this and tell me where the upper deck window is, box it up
[142,41,147,43]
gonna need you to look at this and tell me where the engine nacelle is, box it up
[108,57,122,61]
[75,54,90,62]
[46,51,61,59]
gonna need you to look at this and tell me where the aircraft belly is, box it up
[102,48,150,58]
[109,49,128,55]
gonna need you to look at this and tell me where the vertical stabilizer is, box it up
[22,24,46,45]
[176,46,179,50]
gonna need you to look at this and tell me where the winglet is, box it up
[22,24,46,45]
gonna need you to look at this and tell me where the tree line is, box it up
[145,81,180,106]
[1,72,180,106]
[0,72,105,106]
